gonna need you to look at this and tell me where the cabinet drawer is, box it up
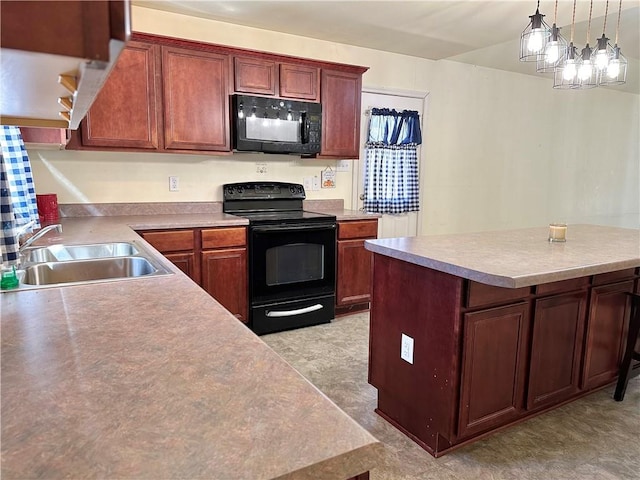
[535,277,589,296]
[338,220,378,240]
[141,230,194,252]
[466,281,531,309]
[592,269,637,286]
[202,227,246,249]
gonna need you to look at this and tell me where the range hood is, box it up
[0,1,131,130]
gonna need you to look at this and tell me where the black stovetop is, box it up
[223,181,336,226]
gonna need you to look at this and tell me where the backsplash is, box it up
[60,200,345,217]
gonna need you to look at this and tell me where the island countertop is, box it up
[1,216,380,479]
[365,224,640,288]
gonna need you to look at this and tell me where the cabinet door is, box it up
[582,281,634,390]
[320,69,362,158]
[234,56,276,95]
[201,248,248,322]
[527,292,587,410]
[337,239,373,306]
[458,303,529,439]
[81,41,160,149]
[164,252,197,283]
[162,46,230,151]
[280,63,319,101]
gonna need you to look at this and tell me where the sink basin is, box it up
[23,242,139,263]
[22,257,163,286]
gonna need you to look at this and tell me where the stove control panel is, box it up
[224,182,305,200]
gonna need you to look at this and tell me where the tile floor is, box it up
[262,312,640,480]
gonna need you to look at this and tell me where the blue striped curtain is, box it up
[363,109,421,214]
[1,126,40,265]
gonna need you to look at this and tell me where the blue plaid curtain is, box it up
[1,126,40,265]
[363,109,421,214]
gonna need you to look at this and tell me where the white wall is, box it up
[29,6,639,233]
[422,60,640,233]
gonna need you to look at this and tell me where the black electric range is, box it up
[223,182,337,335]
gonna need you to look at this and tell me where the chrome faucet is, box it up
[19,224,63,252]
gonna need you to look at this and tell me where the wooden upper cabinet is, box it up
[279,63,319,101]
[234,56,276,95]
[162,46,230,151]
[81,41,160,149]
[320,69,362,158]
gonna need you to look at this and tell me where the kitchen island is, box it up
[365,224,640,457]
[1,216,381,479]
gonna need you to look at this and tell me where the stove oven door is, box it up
[249,222,336,333]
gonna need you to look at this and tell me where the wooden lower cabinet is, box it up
[458,303,529,438]
[369,253,637,457]
[164,252,196,278]
[336,220,378,313]
[527,291,587,410]
[139,229,199,283]
[201,248,248,322]
[200,227,248,323]
[582,280,634,389]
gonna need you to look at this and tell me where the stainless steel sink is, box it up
[23,242,139,263]
[22,257,163,286]
[4,240,173,291]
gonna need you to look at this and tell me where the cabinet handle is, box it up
[266,304,323,318]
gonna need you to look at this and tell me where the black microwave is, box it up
[232,95,322,157]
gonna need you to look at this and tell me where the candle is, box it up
[549,223,567,242]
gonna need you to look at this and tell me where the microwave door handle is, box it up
[300,113,308,144]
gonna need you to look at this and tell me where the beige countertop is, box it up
[365,224,640,288]
[1,216,381,479]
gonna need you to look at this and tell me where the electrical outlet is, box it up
[312,175,320,191]
[256,163,267,174]
[169,176,179,192]
[336,159,350,172]
[401,334,414,364]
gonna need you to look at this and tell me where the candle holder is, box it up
[549,223,567,242]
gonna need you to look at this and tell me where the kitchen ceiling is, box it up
[134,1,639,94]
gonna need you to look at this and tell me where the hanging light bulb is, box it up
[249,106,257,120]
[575,0,598,89]
[286,109,293,121]
[537,0,567,73]
[237,103,244,119]
[600,0,627,86]
[520,0,551,62]
[553,0,580,89]
[262,113,269,127]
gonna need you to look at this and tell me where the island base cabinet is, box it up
[368,252,638,457]
[582,281,634,390]
[458,303,529,439]
[527,292,587,410]
[369,255,464,455]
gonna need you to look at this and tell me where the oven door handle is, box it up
[265,304,324,318]
[252,224,335,233]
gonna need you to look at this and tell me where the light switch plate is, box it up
[169,176,179,192]
[303,177,313,191]
[312,175,320,191]
[401,333,414,364]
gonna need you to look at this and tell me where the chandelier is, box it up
[520,0,628,89]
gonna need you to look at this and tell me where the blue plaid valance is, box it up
[363,109,422,215]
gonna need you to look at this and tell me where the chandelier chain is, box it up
[553,0,558,24]
[570,0,577,42]
[615,0,622,44]
[586,0,593,43]
[602,0,609,34]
